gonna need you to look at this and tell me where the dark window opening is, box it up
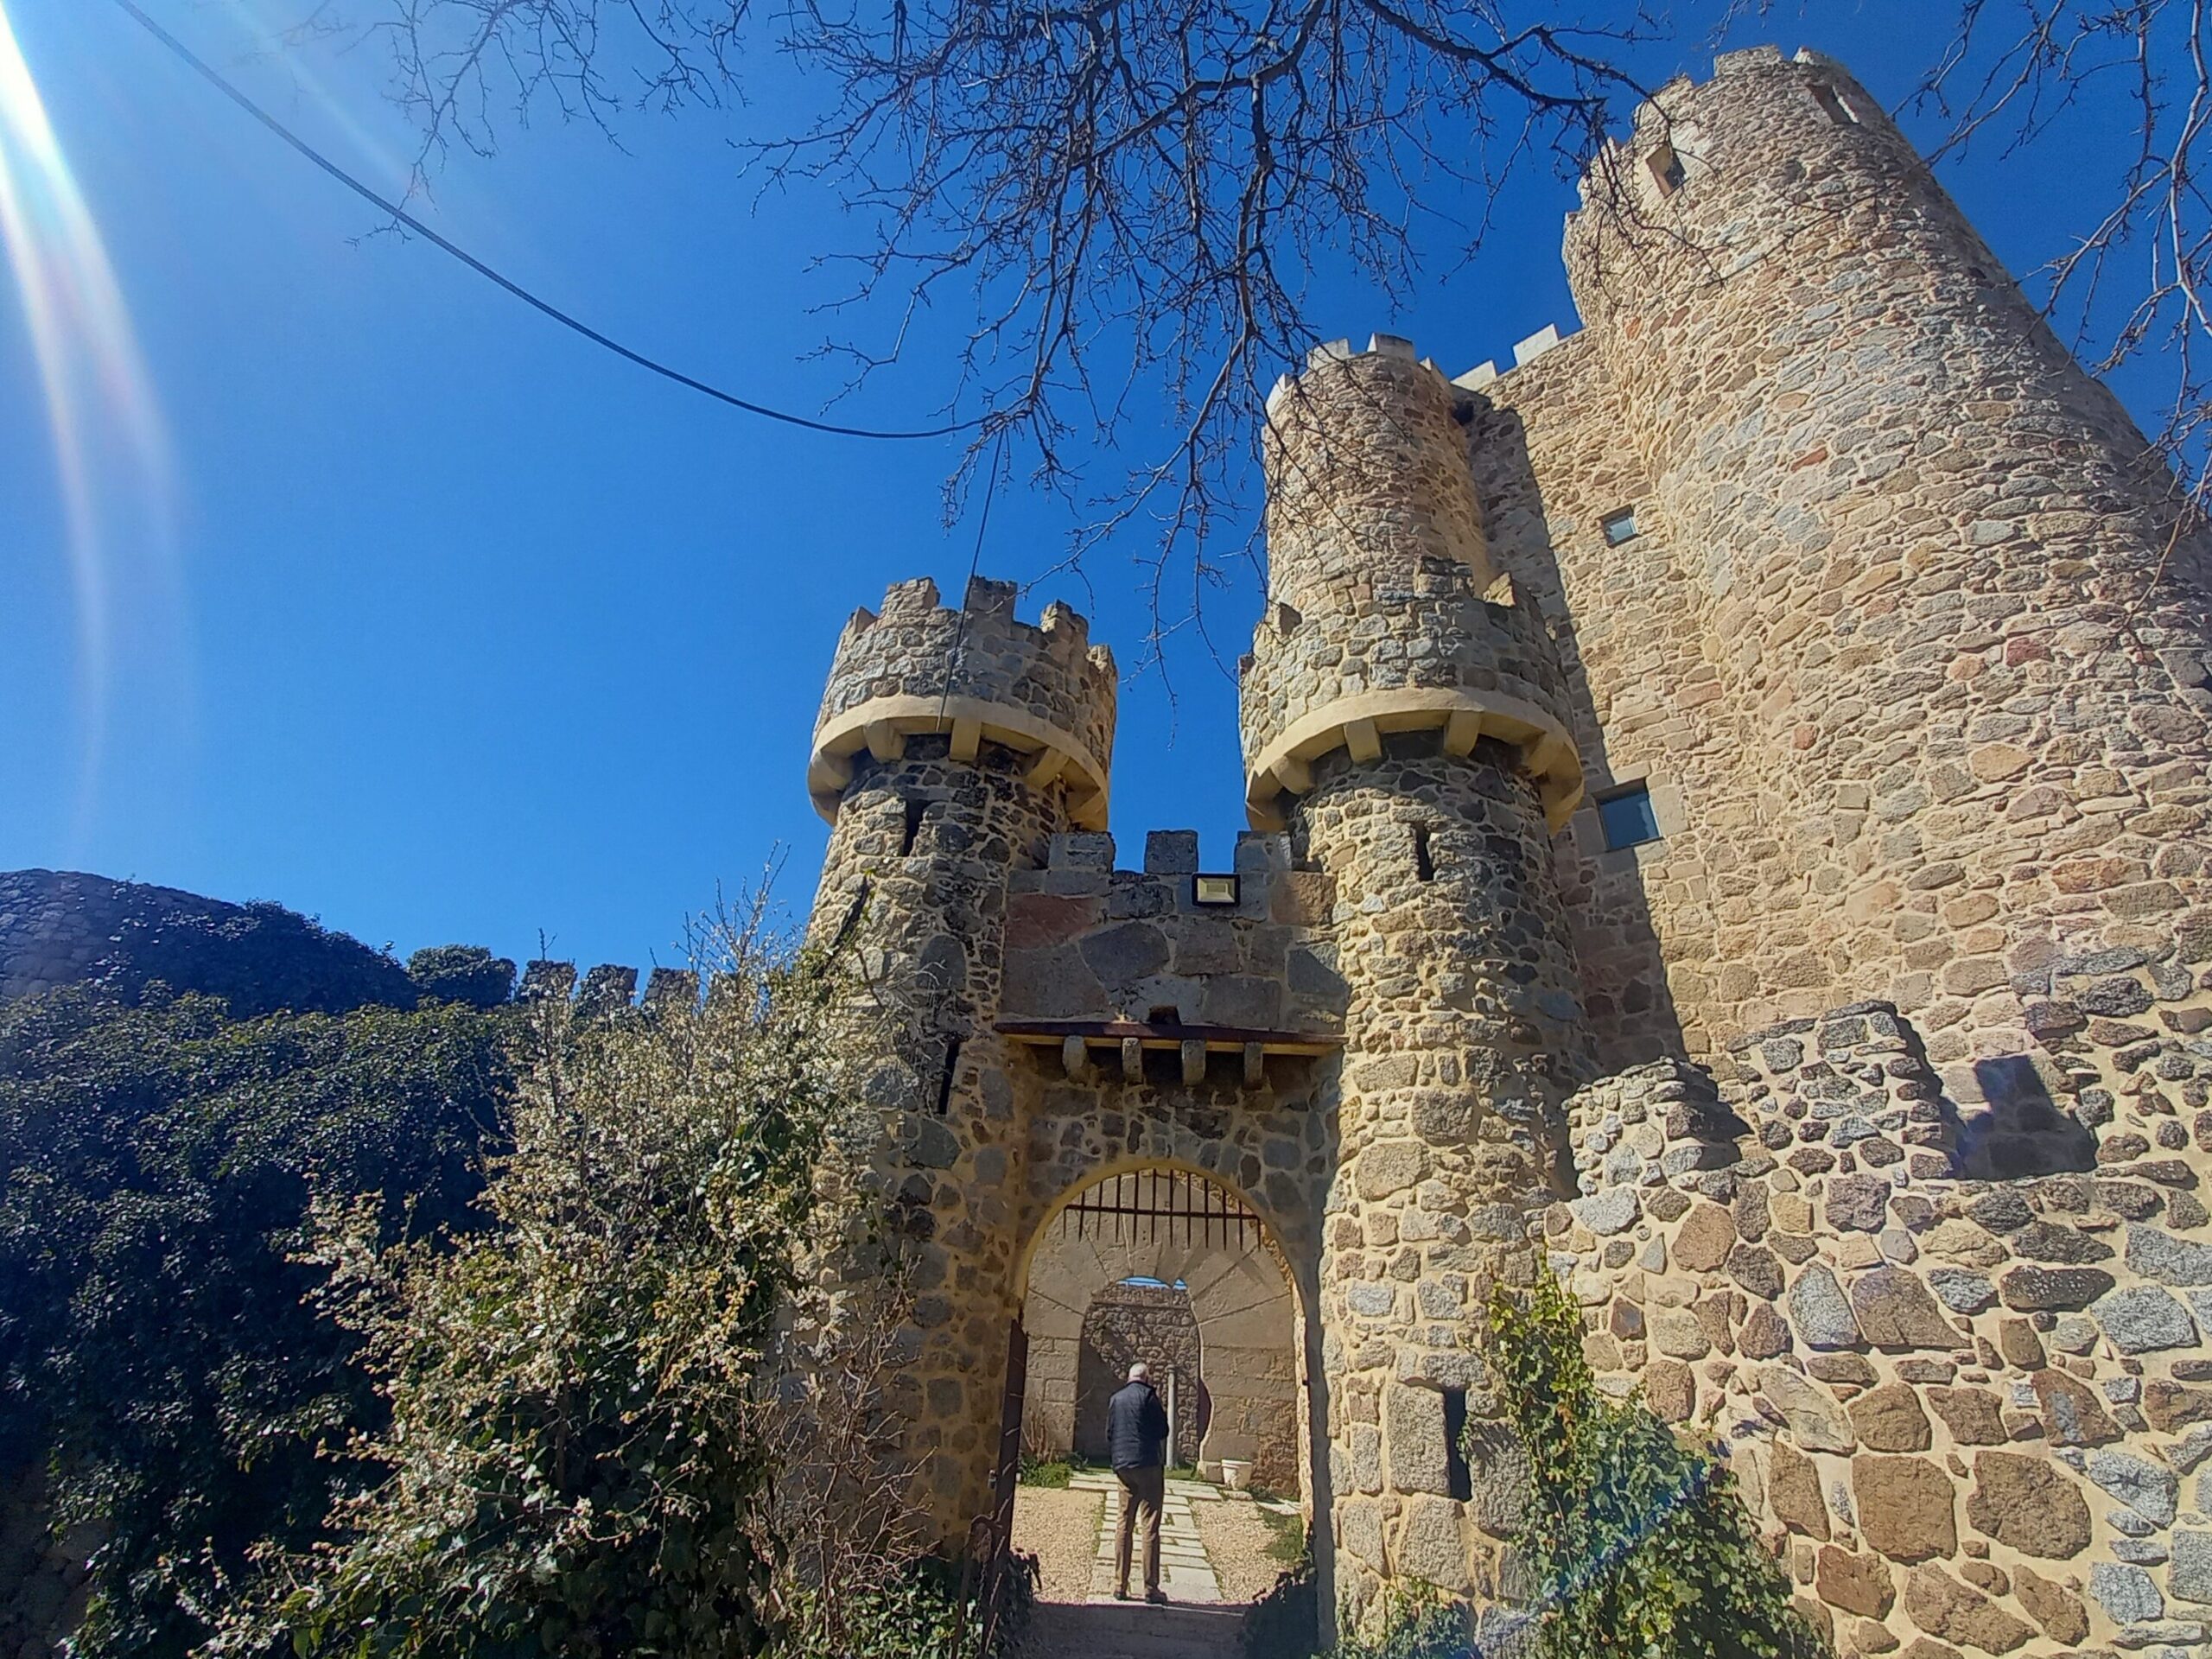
[1598,782,1662,851]
[1442,1389,1472,1503]
[900,798,930,857]
[1649,142,1687,196]
[935,1037,963,1115]
[1412,825,1436,883]
[1602,507,1639,546]
[1810,82,1859,126]
[1147,1005,1182,1028]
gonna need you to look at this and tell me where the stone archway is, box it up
[1020,1166,1304,1495]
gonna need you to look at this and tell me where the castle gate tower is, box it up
[1562,46,2212,1102]
[1241,338,1594,1600]
[804,575,1116,1535]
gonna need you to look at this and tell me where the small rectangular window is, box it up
[1598,783,1662,851]
[935,1036,963,1114]
[1649,142,1687,197]
[1810,82,1859,126]
[1441,1389,1472,1503]
[1602,508,1639,546]
[1412,825,1435,883]
[1192,874,1239,906]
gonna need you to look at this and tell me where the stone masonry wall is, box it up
[1470,334,1754,1071]
[1465,46,2212,1100]
[0,1464,92,1659]
[998,825,1341,1036]
[1552,931,2212,1657]
[814,575,1117,776]
[1022,1198,1302,1493]
[1295,741,1596,1608]
[0,868,419,1017]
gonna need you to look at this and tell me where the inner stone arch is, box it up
[1020,1166,1304,1495]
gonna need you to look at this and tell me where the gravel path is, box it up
[1192,1496,1300,1605]
[1012,1486,1105,1604]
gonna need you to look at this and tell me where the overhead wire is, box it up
[103,0,982,442]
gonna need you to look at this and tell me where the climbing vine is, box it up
[1483,1270,1827,1659]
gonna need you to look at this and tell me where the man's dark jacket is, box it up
[1107,1379,1170,1471]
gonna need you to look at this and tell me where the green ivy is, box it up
[0,984,511,1659]
[1483,1269,1827,1659]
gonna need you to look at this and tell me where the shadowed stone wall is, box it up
[1552,934,2212,1655]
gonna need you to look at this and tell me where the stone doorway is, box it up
[1073,1280,1204,1466]
[1006,1166,1314,1645]
[1019,1167,1301,1492]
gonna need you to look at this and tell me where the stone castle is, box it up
[795,42,2212,1656]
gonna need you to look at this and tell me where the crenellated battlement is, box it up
[1565,45,1905,254]
[518,959,702,1014]
[1261,332,1456,420]
[1243,328,1583,833]
[808,573,1117,830]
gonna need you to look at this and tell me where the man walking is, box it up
[1108,1362,1171,1604]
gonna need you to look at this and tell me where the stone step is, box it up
[1019,1600,1247,1658]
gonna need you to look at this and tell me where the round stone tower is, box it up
[1241,337,1592,1601]
[1563,45,2212,1076]
[805,573,1116,1537]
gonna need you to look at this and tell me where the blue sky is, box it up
[0,1,2171,974]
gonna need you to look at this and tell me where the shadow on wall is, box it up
[1962,1054,2096,1178]
[1469,406,1690,1074]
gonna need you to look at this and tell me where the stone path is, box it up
[1018,1599,1248,1658]
[1014,1473,1306,1656]
[1067,1471,1224,1603]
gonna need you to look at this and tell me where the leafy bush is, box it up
[84,885,421,1017]
[1484,1269,1826,1659]
[238,906,864,1658]
[1243,1554,1450,1659]
[0,984,511,1658]
[1019,1456,1075,1488]
[1332,1587,1465,1659]
[782,1555,1029,1659]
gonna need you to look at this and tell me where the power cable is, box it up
[105,0,980,442]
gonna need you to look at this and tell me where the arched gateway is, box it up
[799,321,1588,1623]
[1025,1168,1301,1494]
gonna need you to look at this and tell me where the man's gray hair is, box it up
[1127,1362,1149,1382]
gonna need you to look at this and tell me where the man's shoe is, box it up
[1146,1590,1169,1605]
[1113,1587,1130,1601]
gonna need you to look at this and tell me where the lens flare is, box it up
[0,0,173,846]
[220,0,416,191]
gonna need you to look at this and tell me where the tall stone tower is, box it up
[804,574,1116,1533]
[1559,46,2211,1095]
[1241,337,1593,1596]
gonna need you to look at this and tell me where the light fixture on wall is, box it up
[1192,874,1239,906]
